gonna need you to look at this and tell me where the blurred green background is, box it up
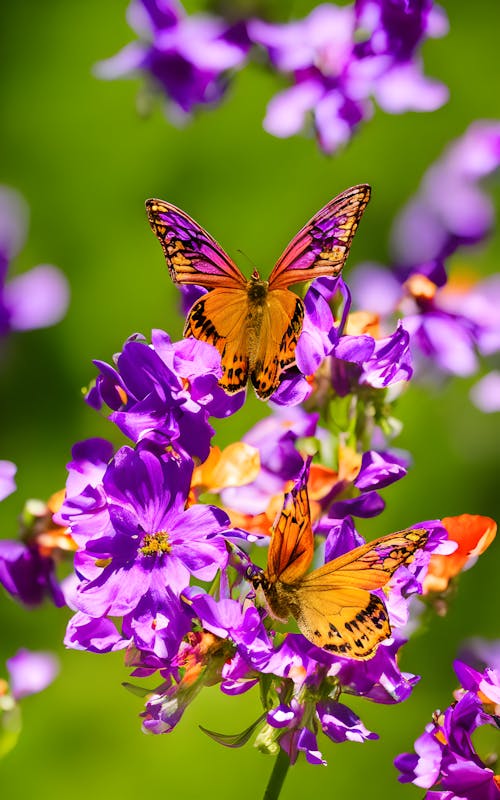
[1,1,500,798]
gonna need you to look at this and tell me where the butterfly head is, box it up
[246,271,269,303]
[246,564,268,591]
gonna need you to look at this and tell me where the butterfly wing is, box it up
[250,290,304,400]
[146,199,246,290]
[299,527,429,590]
[266,464,313,585]
[294,586,390,660]
[293,527,429,659]
[268,184,371,291]
[185,288,250,394]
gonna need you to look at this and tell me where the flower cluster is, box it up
[45,267,493,768]
[395,638,500,798]
[0,186,69,340]
[350,120,500,405]
[96,0,251,119]
[251,0,448,153]
[97,0,448,152]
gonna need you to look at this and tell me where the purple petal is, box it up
[5,264,69,330]
[0,459,16,501]
[7,648,59,699]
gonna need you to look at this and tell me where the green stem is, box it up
[263,748,291,800]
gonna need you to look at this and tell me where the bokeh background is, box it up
[1,1,500,798]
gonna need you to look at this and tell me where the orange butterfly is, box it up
[251,468,428,660]
[146,185,371,399]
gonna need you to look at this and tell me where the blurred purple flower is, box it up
[0,460,16,502]
[221,405,317,515]
[0,186,69,338]
[391,121,500,266]
[249,1,448,154]
[96,0,251,119]
[6,649,59,700]
[396,641,500,797]
[350,121,500,389]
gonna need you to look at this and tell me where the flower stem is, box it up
[263,748,290,800]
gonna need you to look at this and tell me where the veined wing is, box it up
[266,460,313,584]
[268,185,371,290]
[146,199,246,290]
[250,289,304,400]
[184,288,250,394]
[295,585,391,660]
[299,527,429,592]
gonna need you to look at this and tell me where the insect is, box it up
[146,185,371,399]
[250,465,429,659]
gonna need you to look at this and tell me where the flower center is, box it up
[140,531,171,557]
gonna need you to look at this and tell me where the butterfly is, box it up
[250,464,429,660]
[146,185,371,399]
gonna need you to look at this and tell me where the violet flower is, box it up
[0,186,69,339]
[87,330,243,461]
[0,460,16,502]
[96,0,250,119]
[66,446,229,612]
[249,1,448,154]
[350,121,500,392]
[395,640,500,797]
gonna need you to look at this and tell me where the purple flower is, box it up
[0,485,70,608]
[289,277,413,400]
[249,1,448,154]
[0,186,69,338]
[0,460,16,501]
[0,538,65,607]
[350,122,500,386]
[87,330,243,461]
[68,446,230,619]
[96,0,250,118]
[396,641,500,797]
[64,611,129,654]
[6,649,59,700]
[221,405,317,516]
[317,700,378,743]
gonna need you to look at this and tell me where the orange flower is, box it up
[424,514,497,594]
[191,442,260,496]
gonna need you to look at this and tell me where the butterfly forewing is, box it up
[299,527,429,591]
[146,199,246,290]
[268,184,371,290]
[266,476,313,585]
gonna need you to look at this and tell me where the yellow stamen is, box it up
[140,531,171,556]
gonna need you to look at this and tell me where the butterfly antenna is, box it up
[236,249,260,279]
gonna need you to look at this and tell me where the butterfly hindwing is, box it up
[268,184,371,290]
[295,586,391,660]
[250,291,304,400]
[146,199,246,290]
[184,288,250,393]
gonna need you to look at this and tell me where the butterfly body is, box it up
[146,185,370,398]
[251,467,429,660]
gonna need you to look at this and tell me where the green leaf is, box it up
[121,682,152,698]
[199,712,267,748]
